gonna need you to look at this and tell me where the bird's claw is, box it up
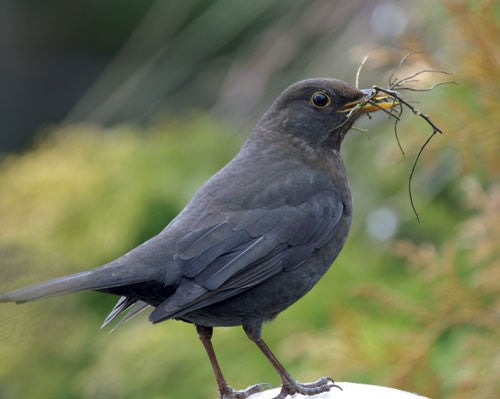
[220,382,274,399]
[274,376,342,398]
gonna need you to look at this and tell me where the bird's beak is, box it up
[338,89,399,114]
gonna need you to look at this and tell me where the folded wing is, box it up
[150,183,344,323]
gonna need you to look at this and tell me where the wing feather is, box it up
[150,175,344,323]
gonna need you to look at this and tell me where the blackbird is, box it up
[0,78,397,399]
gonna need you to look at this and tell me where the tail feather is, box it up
[117,301,149,325]
[105,299,150,332]
[100,296,136,329]
[0,263,142,304]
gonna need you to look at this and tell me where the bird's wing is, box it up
[150,178,344,323]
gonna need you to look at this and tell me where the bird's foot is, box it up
[274,377,342,398]
[220,382,274,399]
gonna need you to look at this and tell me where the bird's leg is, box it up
[243,322,341,399]
[196,325,272,399]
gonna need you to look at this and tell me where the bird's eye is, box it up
[311,92,331,108]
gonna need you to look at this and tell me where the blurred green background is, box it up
[0,0,498,398]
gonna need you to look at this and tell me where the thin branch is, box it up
[395,81,457,92]
[372,86,443,134]
[393,103,406,157]
[355,54,370,89]
[395,79,420,86]
[343,54,452,221]
[408,131,438,223]
[388,51,422,87]
[392,69,454,89]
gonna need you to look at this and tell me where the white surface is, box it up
[249,382,429,399]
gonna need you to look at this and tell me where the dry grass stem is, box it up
[350,52,454,221]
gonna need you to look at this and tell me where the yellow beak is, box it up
[338,90,399,114]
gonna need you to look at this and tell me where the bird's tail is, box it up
[0,263,138,304]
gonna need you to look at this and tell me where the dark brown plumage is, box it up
[0,78,397,399]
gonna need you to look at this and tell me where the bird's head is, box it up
[256,78,398,151]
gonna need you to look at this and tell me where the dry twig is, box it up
[350,52,456,221]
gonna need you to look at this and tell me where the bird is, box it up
[0,78,397,399]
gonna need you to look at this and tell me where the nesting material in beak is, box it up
[339,88,399,115]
